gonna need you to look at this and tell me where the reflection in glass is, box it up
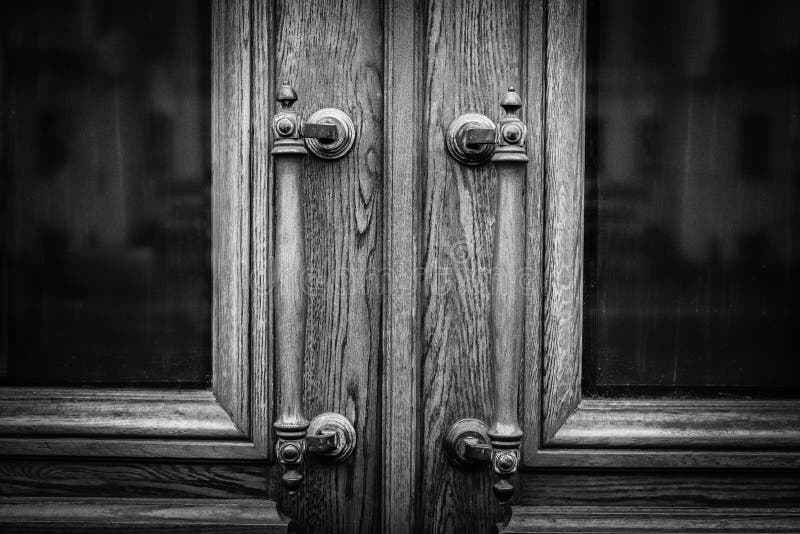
[1,1,212,385]
[585,0,800,390]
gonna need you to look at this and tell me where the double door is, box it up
[1,1,799,533]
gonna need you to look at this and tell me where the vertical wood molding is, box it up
[541,0,585,444]
[276,2,383,531]
[212,0,252,434]
[520,0,547,463]
[251,0,276,458]
[421,0,524,531]
[383,0,421,532]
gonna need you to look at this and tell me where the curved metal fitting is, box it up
[444,418,493,469]
[303,108,356,160]
[445,112,497,165]
[306,412,356,464]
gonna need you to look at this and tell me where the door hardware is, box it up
[303,108,356,159]
[300,122,338,142]
[306,412,357,463]
[444,88,527,505]
[444,418,493,468]
[445,112,496,165]
[272,82,357,494]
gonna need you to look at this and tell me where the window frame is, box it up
[520,0,800,470]
[0,0,275,460]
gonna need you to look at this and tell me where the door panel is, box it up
[420,0,527,531]
[274,1,383,532]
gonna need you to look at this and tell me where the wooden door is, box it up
[3,1,800,533]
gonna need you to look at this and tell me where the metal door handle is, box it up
[272,82,356,494]
[444,88,528,505]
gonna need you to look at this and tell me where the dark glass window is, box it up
[1,1,212,386]
[585,0,800,393]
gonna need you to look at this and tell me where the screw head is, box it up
[502,123,522,144]
[281,442,302,462]
[276,117,295,136]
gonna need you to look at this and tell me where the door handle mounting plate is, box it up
[304,108,356,160]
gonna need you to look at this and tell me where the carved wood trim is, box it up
[0,498,288,532]
[547,399,800,449]
[502,506,800,533]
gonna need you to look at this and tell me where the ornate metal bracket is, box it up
[272,82,356,494]
[444,88,527,505]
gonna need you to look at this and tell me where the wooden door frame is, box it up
[520,0,800,472]
[0,0,274,461]
[382,0,422,532]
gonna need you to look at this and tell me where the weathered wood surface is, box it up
[541,0,585,444]
[0,389,242,437]
[0,498,287,533]
[0,438,264,459]
[525,449,800,469]
[275,0,383,531]
[420,0,524,531]
[519,0,546,464]
[502,506,800,533]
[250,0,276,456]
[0,461,275,500]
[517,471,800,507]
[548,399,800,448]
[211,0,252,435]
[382,0,422,532]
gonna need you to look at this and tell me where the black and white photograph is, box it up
[0,0,799,532]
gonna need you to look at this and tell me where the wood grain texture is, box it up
[420,0,523,531]
[211,0,251,434]
[0,461,275,500]
[549,399,800,448]
[520,0,546,465]
[0,389,243,438]
[0,439,264,459]
[275,1,382,532]
[250,0,276,457]
[536,0,800,472]
[517,471,800,507]
[0,498,287,533]
[525,449,800,469]
[383,0,422,532]
[541,0,585,445]
[502,506,800,533]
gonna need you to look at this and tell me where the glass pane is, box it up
[1,1,212,385]
[585,0,800,391]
